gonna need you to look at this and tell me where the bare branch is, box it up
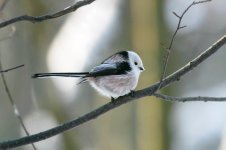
[193,0,212,5]
[0,64,37,150]
[0,0,96,28]
[0,64,36,150]
[153,93,226,102]
[0,3,35,146]
[157,0,211,91]
[0,34,225,149]
[179,25,187,29]
[0,1,36,149]
[172,11,180,19]
[0,64,24,73]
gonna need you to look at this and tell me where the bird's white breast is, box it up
[88,71,139,98]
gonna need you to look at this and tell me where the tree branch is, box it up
[0,34,225,149]
[0,64,24,73]
[0,1,36,149]
[153,93,226,102]
[0,0,96,28]
[0,63,36,150]
[157,0,211,91]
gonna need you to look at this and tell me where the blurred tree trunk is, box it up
[130,0,163,150]
[156,1,174,150]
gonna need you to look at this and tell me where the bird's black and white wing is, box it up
[87,63,118,77]
[87,62,131,77]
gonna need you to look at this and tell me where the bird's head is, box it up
[128,51,145,75]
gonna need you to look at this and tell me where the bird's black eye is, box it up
[134,62,138,65]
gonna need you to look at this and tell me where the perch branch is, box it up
[0,34,225,149]
[0,0,96,28]
[154,93,226,102]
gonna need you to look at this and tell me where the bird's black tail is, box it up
[32,72,89,78]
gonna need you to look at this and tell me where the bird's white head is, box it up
[127,51,145,75]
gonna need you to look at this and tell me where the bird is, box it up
[32,51,144,101]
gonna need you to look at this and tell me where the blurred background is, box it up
[0,0,226,150]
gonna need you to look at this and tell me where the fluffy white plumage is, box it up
[87,51,144,98]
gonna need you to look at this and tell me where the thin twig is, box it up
[0,1,35,148]
[153,93,226,102]
[0,63,36,150]
[0,64,24,73]
[0,60,36,150]
[157,0,211,92]
[0,0,96,28]
[0,34,225,149]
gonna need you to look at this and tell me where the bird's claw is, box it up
[111,97,116,103]
[130,90,135,97]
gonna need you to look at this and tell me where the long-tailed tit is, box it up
[32,51,144,100]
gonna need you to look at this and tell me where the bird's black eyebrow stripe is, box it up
[117,51,129,60]
[100,51,129,64]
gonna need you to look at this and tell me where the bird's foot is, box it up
[129,90,135,97]
[111,97,116,103]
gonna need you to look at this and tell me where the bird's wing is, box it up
[87,62,131,77]
[88,63,118,77]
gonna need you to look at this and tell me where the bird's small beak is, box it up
[139,67,145,72]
